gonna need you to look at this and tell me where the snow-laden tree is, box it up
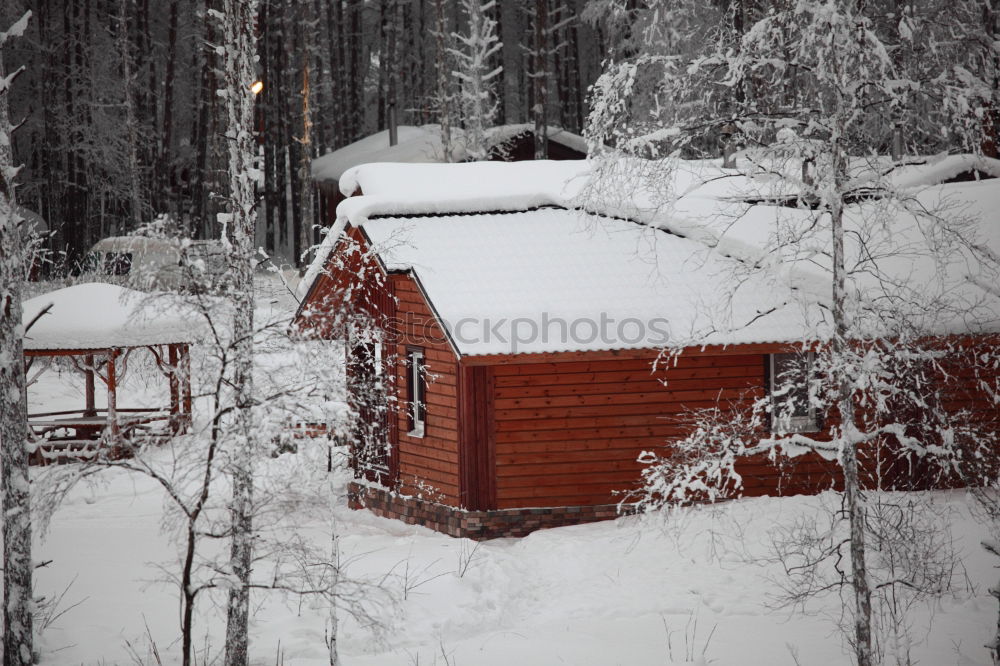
[0,11,35,666]
[450,0,503,161]
[586,2,1000,665]
[431,0,460,162]
[30,250,391,666]
[218,0,258,663]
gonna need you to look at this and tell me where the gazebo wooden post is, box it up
[168,344,181,433]
[106,348,120,443]
[84,353,96,417]
[180,344,192,432]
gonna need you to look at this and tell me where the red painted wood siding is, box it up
[295,230,463,503]
[390,274,462,503]
[490,353,839,509]
[295,226,367,339]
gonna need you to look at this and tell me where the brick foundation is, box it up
[348,482,627,540]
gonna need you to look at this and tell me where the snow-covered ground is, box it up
[19,275,999,665]
[30,470,997,665]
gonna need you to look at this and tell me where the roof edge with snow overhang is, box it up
[297,157,1000,350]
[23,283,207,351]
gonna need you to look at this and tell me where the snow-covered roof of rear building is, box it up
[311,125,465,185]
[485,123,589,156]
[22,283,205,351]
[310,123,591,188]
[14,205,48,234]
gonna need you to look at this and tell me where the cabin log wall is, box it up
[390,273,462,504]
[491,352,839,509]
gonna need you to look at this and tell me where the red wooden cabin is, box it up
[295,160,1000,539]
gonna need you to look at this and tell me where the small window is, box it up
[406,348,426,438]
[769,352,820,433]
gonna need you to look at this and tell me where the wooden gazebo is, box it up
[23,283,202,464]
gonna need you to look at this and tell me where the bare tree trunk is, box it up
[386,0,399,142]
[326,531,340,666]
[161,0,180,212]
[118,0,143,229]
[492,0,505,125]
[192,0,219,237]
[434,0,453,161]
[532,0,548,159]
[349,2,363,138]
[0,15,35,665]
[328,0,346,147]
[220,0,258,664]
[831,137,873,666]
[298,8,314,271]
[983,0,1000,157]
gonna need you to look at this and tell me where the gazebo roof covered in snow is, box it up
[22,283,204,351]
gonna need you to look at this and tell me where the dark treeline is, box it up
[5,0,997,269]
[2,0,609,267]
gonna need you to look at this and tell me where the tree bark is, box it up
[533,0,548,159]
[298,4,314,270]
[192,0,219,238]
[434,0,454,161]
[831,134,873,666]
[161,0,180,212]
[119,0,143,229]
[327,531,340,666]
[0,20,35,665]
[220,0,258,664]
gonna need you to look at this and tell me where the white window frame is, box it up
[407,348,425,438]
[769,352,820,434]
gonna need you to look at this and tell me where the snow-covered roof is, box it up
[310,123,590,187]
[22,283,206,351]
[311,125,462,184]
[485,123,589,156]
[14,205,47,234]
[338,159,589,210]
[298,157,1000,351]
[359,208,825,355]
[887,153,1000,189]
[297,160,589,299]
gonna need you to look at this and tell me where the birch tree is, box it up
[586,3,1000,665]
[0,11,34,666]
[218,0,258,663]
[450,0,503,161]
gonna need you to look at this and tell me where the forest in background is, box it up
[2,0,997,268]
[1,0,611,268]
